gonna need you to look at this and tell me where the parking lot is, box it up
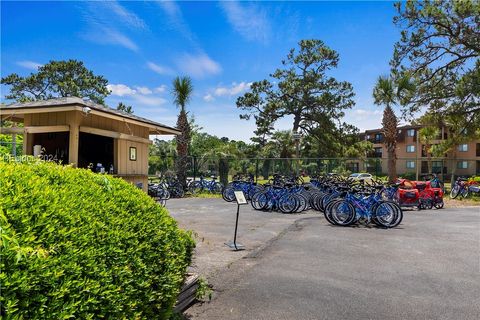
[168,198,480,320]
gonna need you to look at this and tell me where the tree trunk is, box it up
[293,113,301,133]
[387,148,397,183]
[382,106,398,183]
[218,158,229,187]
[176,110,191,189]
[450,149,457,186]
[426,144,432,174]
[262,159,271,180]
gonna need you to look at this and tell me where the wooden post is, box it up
[23,115,32,155]
[67,111,80,166]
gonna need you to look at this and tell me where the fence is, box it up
[3,140,478,182]
[149,156,480,184]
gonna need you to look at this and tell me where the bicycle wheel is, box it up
[450,184,460,199]
[174,186,185,198]
[330,200,356,226]
[251,192,267,210]
[324,200,339,225]
[222,186,236,202]
[213,182,223,194]
[419,189,434,210]
[279,194,298,214]
[373,201,403,228]
[433,199,444,209]
[461,187,469,198]
[158,188,170,201]
[247,185,262,200]
[189,181,202,194]
[295,194,308,212]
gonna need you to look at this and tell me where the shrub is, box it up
[0,160,194,319]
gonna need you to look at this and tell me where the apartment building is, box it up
[359,125,480,178]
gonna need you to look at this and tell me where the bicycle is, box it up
[328,189,403,228]
[451,176,480,199]
[450,177,470,199]
[189,175,223,194]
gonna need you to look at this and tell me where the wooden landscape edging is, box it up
[174,273,199,313]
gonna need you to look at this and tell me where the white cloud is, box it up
[344,107,383,131]
[147,61,175,75]
[220,1,271,43]
[176,53,221,78]
[82,26,138,52]
[79,2,140,52]
[154,85,167,93]
[132,95,167,107]
[353,109,382,116]
[107,84,167,106]
[104,28,138,52]
[16,60,42,70]
[214,82,252,96]
[157,0,180,17]
[135,86,153,95]
[106,1,147,30]
[156,0,196,44]
[107,84,137,96]
[203,94,215,102]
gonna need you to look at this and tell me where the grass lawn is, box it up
[186,192,222,199]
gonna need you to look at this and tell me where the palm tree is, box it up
[373,75,415,183]
[172,76,193,189]
[418,126,440,174]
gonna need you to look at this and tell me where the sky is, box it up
[1,0,401,142]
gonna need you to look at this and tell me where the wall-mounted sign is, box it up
[234,191,247,205]
[129,147,137,161]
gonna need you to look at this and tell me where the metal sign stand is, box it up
[225,191,247,251]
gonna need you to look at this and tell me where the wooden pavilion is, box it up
[0,97,180,191]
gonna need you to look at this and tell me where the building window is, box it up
[432,161,443,173]
[458,144,468,152]
[374,147,382,157]
[375,133,382,142]
[406,161,415,169]
[457,161,468,169]
[407,129,415,137]
[406,145,415,153]
[366,134,371,140]
[477,143,480,157]
[347,162,359,172]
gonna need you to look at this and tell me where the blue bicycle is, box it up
[188,175,223,194]
[222,175,263,201]
[327,189,403,228]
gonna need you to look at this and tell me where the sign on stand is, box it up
[225,190,248,251]
[234,190,247,205]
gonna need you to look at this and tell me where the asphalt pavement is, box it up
[169,199,480,320]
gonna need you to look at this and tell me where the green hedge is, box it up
[0,160,194,319]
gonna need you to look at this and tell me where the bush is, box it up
[0,160,194,319]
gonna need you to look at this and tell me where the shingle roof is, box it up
[1,97,179,134]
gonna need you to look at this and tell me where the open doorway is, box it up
[32,132,69,163]
[78,132,114,171]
